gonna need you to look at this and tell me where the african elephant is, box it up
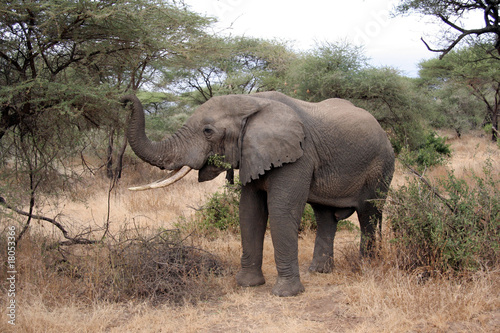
[121,91,395,297]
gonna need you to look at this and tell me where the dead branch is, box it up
[397,159,460,234]
[0,196,99,247]
[398,159,455,213]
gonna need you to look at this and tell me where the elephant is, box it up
[121,91,395,297]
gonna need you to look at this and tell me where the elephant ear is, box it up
[239,100,305,185]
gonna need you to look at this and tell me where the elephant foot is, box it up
[236,269,265,287]
[272,276,305,297]
[308,257,334,273]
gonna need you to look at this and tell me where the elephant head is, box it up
[121,94,305,189]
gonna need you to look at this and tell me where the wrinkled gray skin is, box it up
[122,92,395,297]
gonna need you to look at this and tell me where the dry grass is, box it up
[423,130,500,181]
[1,133,500,333]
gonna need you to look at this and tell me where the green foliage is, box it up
[284,40,368,101]
[138,91,193,140]
[483,125,500,148]
[417,43,500,141]
[399,132,452,170]
[165,36,296,103]
[0,0,212,209]
[387,161,500,273]
[338,220,358,232]
[300,204,317,231]
[207,155,232,170]
[146,112,190,141]
[353,68,430,151]
[194,181,242,232]
[425,84,484,136]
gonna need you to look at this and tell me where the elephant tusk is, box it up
[128,166,192,191]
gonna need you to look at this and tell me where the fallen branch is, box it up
[0,196,99,247]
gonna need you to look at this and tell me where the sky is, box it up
[182,0,443,77]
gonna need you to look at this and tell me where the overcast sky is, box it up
[183,0,445,77]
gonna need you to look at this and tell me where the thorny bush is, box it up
[387,160,500,274]
[0,228,226,306]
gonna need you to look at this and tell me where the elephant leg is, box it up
[236,183,268,287]
[309,204,338,273]
[268,204,305,297]
[266,167,311,297]
[357,200,382,257]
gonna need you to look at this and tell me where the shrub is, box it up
[399,131,452,170]
[387,161,500,273]
[194,180,242,232]
[10,228,226,306]
[300,204,317,231]
[106,229,224,304]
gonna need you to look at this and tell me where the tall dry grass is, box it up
[1,132,499,332]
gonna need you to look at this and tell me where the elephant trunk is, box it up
[121,95,184,171]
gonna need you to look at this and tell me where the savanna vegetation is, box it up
[1,0,499,332]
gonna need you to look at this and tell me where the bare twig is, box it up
[392,161,459,236]
[100,168,121,241]
[0,196,99,247]
[398,159,455,213]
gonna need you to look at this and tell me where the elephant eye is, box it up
[203,127,214,136]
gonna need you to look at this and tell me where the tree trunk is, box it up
[115,131,128,179]
[106,128,115,179]
[492,110,499,142]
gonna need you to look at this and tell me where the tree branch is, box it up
[398,159,455,213]
[0,196,99,246]
[419,6,500,58]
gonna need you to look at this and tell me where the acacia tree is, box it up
[419,44,500,141]
[395,0,500,58]
[424,84,485,137]
[284,41,369,102]
[0,0,212,243]
[284,41,428,151]
[164,36,295,104]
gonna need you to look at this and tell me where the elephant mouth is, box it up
[128,166,192,191]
